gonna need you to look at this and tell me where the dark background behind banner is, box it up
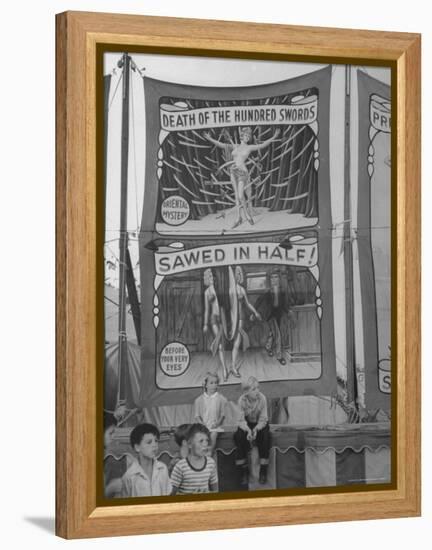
[155,91,319,220]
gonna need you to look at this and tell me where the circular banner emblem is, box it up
[159,342,190,377]
[160,195,190,226]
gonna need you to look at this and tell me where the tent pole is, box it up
[343,65,359,413]
[116,53,131,408]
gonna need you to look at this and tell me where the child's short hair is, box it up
[173,424,191,447]
[103,411,117,433]
[202,371,220,390]
[241,376,259,393]
[130,423,160,449]
[187,423,210,442]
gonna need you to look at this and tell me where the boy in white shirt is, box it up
[121,423,171,498]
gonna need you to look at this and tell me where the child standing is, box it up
[234,376,270,486]
[170,424,219,495]
[194,372,227,455]
[121,423,171,497]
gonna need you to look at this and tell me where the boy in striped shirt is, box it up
[170,424,219,495]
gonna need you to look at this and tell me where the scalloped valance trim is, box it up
[104,444,390,461]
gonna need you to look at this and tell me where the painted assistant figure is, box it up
[204,126,280,229]
[231,265,262,378]
[255,269,290,366]
[203,268,229,381]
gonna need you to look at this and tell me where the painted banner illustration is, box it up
[138,66,336,406]
[357,72,391,411]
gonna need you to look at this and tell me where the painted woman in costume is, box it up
[203,268,229,381]
[231,266,262,377]
[204,126,280,229]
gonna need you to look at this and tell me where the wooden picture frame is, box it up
[56,11,421,539]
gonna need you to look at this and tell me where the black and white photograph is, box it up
[102,52,392,499]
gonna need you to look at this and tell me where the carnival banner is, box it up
[357,72,392,412]
[138,66,335,406]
